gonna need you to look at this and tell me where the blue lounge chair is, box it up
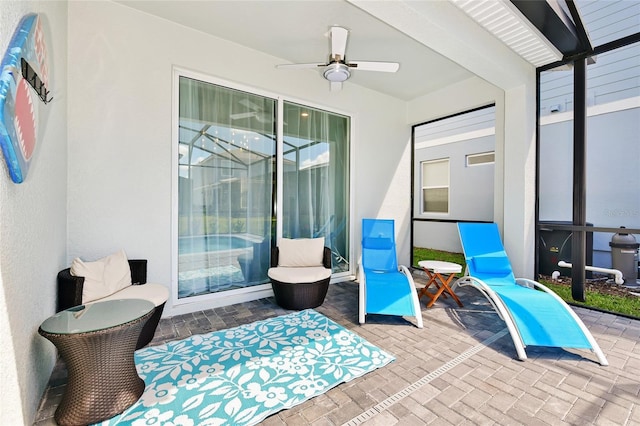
[359,219,423,328]
[456,222,608,365]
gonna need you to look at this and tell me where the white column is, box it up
[502,78,537,278]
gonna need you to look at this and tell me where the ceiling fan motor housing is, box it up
[275,26,398,90]
[323,62,351,82]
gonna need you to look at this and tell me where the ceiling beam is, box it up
[510,0,592,58]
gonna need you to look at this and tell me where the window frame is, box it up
[466,151,495,167]
[421,158,450,215]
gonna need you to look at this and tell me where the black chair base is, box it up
[136,302,165,349]
[271,278,330,310]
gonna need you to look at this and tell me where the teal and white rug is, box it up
[98,309,394,425]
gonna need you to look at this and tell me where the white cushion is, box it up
[86,282,169,307]
[71,249,132,303]
[268,266,331,283]
[278,237,324,267]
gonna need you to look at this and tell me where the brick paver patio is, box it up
[35,275,640,425]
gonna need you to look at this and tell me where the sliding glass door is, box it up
[281,102,350,273]
[177,77,276,299]
[176,75,351,301]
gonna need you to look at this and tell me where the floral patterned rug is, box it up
[98,309,394,425]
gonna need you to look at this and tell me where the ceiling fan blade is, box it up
[330,81,342,92]
[276,63,325,69]
[230,112,256,120]
[330,26,348,59]
[239,98,262,111]
[348,61,400,72]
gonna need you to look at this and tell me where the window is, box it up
[466,152,495,166]
[421,159,449,214]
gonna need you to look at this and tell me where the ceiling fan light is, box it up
[323,63,350,82]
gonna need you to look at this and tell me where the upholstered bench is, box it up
[268,238,332,310]
[57,250,169,349]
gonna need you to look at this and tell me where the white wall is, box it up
[0,1,68,423]
[67,1,408,316]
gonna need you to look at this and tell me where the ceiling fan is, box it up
[276,26,400,91]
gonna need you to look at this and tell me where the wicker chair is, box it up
[268,239,332,310]
[57,259,168,349]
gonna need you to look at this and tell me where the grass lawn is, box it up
[413,247,640,319]
[413,247,466,277]
[541,280,640,318]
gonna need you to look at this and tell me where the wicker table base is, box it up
[39,305,153,425]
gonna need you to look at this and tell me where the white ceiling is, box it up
[116,0,477,101]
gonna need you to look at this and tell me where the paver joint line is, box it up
[341,329,509,426]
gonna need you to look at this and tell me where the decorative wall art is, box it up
[0,13,51,184]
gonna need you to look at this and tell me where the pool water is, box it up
[179,235,253,254]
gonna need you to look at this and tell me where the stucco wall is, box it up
[540,106,640,268]
[0,1,68,423]
[413,135,496,253]
[67,1,408,316]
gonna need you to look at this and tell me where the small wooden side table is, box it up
[418,260,464,308]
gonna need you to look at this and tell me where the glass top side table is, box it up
[40,298,154,334]
[39,299,155,425]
